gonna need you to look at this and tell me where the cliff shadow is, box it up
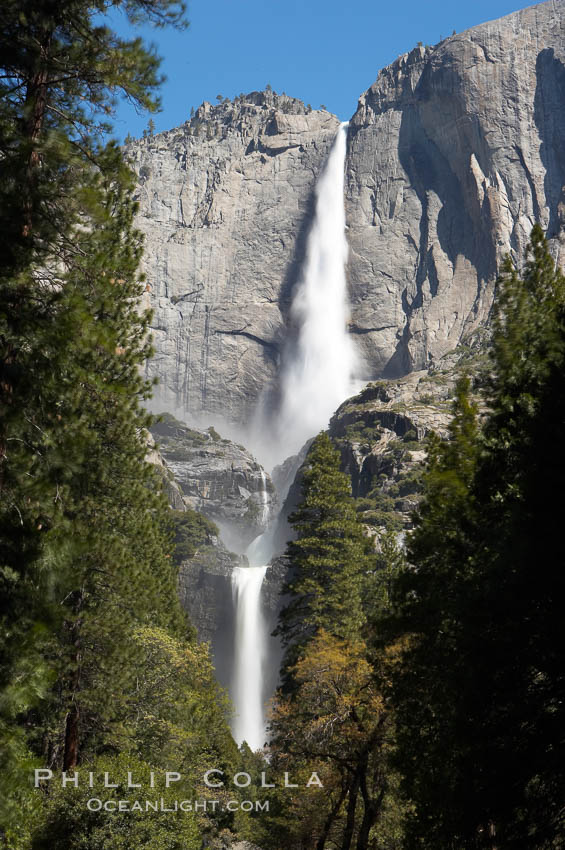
[258,185,318,419]
[534,48,565,239]
[277,184,317,319]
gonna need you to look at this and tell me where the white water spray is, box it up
[276,122,358,461]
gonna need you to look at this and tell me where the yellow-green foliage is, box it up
[32,754,202,850]
[127,626,237,776]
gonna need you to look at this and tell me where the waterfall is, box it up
[231,565,268,750]
[231,470,272,748]
[245,471,272,566]
[276,121,358,462]
[231,124,358,749]
[259,469,269,525]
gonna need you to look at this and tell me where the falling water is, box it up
[231,564,269,750]
[259,469,269,525]
[231,124,358,749]
[231,471,271,748]
[276,121,358,461]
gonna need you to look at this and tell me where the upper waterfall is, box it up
[274,122,358,464]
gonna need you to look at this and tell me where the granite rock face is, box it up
[130,1,565,426]
[328,334,488,531]
[144,431,186,511]
[128,92,340,425]
[150,413,276,552]
[346,0,565,376]
[178,537,243,688]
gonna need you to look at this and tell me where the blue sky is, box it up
[110,0,536,141]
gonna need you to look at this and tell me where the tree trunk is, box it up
[21,32,52,238]
[62,604,83,770]
[355,749,385,850]
[356,793,383,850]
[341,771,360,850]
[316,781,349,850]
[0,28,52,488]
[63,702,79,770]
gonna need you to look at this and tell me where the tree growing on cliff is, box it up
[276,432,372,662]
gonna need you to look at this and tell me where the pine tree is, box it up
[468,225,565,846]
[0,0,186,277]
[392,377,482,847]
[0,0,194,837]
[38,150,187,770]
[276,432,372,659]
[0,141,189,835]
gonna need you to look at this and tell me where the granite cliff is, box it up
[346,0,565,376]
[128,92,340,425]
[150,413,276,551]
[129,0,565,428]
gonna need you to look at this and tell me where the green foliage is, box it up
[394,226,565,847]
[0,0,187,278]
[151,412,207,445]
[276,432,372,654]
[32,754,202,850]
[0,3,238,848]
[126,626,236,773]
[368,530,406,624]
[171,509,218,566]
[342,421,383,445]
[268,433,410,849]
[2,144,193,775]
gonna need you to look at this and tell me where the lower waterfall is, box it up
[231,564,269,750]
[259,469,269,525]
[231,471,273,749]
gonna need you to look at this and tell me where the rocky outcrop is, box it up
[145,431,186,510]
[346,0,565,376]
[329,372,451,529]
[147,411,286,691]
[150,413,276,551]
[128,92,340,425]
[129,1,565,427]
[328,335,487,529]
